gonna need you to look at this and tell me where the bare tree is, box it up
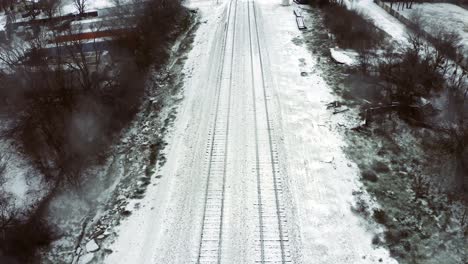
[73,0,87,15]
[0,0,16,13]
[40,0,60,18]
[22,0,41,20]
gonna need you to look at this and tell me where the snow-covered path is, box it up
[103,1,397,263]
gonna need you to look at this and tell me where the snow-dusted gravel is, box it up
[102,0,398,263]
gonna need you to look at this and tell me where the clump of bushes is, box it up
[322,3,386,51]
[1,217,56,263]
[373,208,387,224]
[362,170,378,182]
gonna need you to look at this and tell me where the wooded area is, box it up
[0,0,190,261]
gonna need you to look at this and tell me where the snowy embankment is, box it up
[398,3,468,55]
[344,0,409,44]
[344,0,467,89]
[256,0,396,263]
[346,0,468,56]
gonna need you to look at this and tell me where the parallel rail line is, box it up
[247,0,265,262]
[198,1,291,263]
[249,1,291,263]
[197,0,238,263]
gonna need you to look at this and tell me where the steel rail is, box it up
[197,0,238,263]
[247,1,266,263]
[251,1,288,262]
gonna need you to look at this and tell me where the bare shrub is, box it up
[412,173,431,199]
[436,86,468,197]
[114,0,189,69]
[40,0,61,18]
[409,11,466,74]
[0,213,56,263]
[322,3,386,51]
[0,193,18,234]
[373,208,387,224]
[73,0,87,14]
[0,0,16,12]
[432,28,463,63]
[376,34,445,109]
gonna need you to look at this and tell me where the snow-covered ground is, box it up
[330,48,358,65]
[100,0,397,263]
[398,3,468,55]
[0,137,45,216]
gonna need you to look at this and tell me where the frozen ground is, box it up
[102,0,396,263]
[398,3,468,55]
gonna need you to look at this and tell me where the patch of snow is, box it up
[85,239,99,253]
[330,48,358,65]
[78,253,94,264]
[0,138,45,211]
[0,14,6,32]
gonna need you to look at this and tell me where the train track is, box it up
[197,0,291,263]
[197,0,238,263]
[248,1,291,263]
